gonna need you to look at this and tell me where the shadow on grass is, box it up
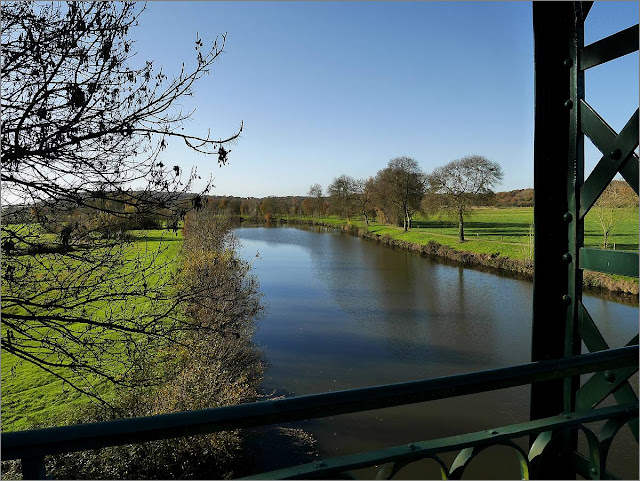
[412,221,531,230]
[138,235,182,243]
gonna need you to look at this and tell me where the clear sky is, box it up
[131,2,638,198]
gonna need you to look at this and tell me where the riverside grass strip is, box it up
[257,207,638,297]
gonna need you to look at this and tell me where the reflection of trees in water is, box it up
[304,232,497,372]
[234,226,638,478]
[236,225,635,374]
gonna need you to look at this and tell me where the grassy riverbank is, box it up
[1,229,184,432]
[248,207,638,299]
[2,216,312,478]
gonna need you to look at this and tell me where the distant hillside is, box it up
[495,189,534,207]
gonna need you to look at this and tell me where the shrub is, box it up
[2,207,313,479]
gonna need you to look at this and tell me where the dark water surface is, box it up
[235,225,638,479]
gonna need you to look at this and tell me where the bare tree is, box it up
[354,177,375,226]
[592,180,638,249]
[428,155,503,242]
[372,157,425,231]
[307,183,324,217]
[1,1,241,402]
[327,175,358,219]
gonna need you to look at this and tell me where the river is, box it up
[235,224,638,479]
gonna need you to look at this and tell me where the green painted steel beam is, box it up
[579,248,639,277]
[242,404,638,480]
[578,303,639,441]
[580,108,639,218]
[531,3,573,443]
[576,364,638,410]
[580,100,640,197]
[580,24,639,70]
[574,452,620,480]
[581,2,594,21]
[3,346,638,461]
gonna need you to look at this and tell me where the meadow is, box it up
[280,206,639,260]
[1,229,184,432]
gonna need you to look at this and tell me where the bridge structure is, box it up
[3,2,638,479]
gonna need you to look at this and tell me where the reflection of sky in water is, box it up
[235,225,638,479]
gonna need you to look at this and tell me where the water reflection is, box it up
[235,225,638,479]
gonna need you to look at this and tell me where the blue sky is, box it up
[132,2,638,197]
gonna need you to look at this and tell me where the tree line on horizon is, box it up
[207,155,504,242]
[205,169,636,247]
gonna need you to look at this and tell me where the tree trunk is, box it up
[458,208,465,242]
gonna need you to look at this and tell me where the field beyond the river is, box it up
[273,206,638,258]
[262,206,638,296]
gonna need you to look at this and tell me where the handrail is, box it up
[3,345,637,461]
[243,403,639,480]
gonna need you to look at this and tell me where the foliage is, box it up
[495,188,534,207]
[427,155,503,241]
[1,1,241,398]
[2,212,271,479]
[259,196,281,222]
[307,183,325,217]
[327,174,358,219]
[372,157,425,231]
[354,177,375,226]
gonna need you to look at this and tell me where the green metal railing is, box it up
[3,346,638,479]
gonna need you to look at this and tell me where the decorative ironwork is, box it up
[243,404,637,480]
[3,347,637,479]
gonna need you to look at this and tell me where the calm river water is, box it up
[235,224,638,479]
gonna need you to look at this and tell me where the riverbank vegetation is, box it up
[239,205,639,299]
[0,2,316,477]
[2,208,315,478]
[200,157,636,298]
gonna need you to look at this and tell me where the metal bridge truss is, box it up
[3,2,638,479]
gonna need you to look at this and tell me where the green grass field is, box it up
[279,206,638,261]
[1,229,184,432]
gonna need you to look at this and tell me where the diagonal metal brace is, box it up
[579,101,639,211]
[580,107,639,217]
[581,2,594,21]
[580,24,639,70]
[578,303,639,442]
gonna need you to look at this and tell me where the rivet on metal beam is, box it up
[590,467,598,475]
[610,149,622,161]
[604,370,616,383]
[564,99,574,110]
[407,443,418,451]
[563,58,573,68]
[562,295,572,305]
[562,253,572,263]
[315,461,327,468]
[563,212,573,223]
[488,430,498,435]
